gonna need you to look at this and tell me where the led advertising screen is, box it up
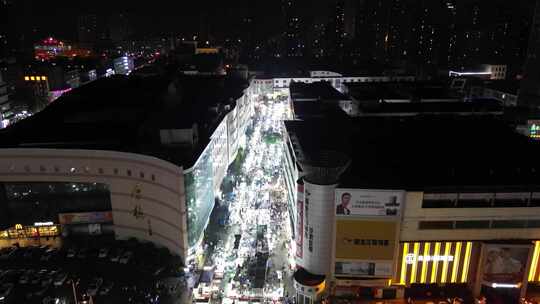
[482,244,530,285]
[335,189,404,217]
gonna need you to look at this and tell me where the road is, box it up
[192,92,294,304]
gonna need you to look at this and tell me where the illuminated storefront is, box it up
[294,268,326,304]
[0,181,111,240]
[0,222,60,239]
[528,241,540,283]
[396,241,478,285]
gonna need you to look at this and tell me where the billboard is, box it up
[58,211,113,225]
[335,189,404,217]
[335,219,397,260]
[334,219,397,278]
[528,120,540,139]
[482,244,530,285]
[335,261,393,277]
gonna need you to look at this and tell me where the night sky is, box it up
[12,0,286,41]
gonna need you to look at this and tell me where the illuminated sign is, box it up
[398,241,474,285]
[34,221,54,227]
[24,75,47,82]
[58,211,113,224]
[528,120,540,139]
[405,254,454,264]
[15,224,22,230]
[449,71,491,77]
[335,220,397,260]
[491,283,520,288]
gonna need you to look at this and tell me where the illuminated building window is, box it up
[24,76,30,81]
[30,76,35,81]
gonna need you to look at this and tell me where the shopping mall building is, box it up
[282,81,540,303]
[0,74,254,262]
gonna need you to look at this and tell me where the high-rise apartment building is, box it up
[282,0,305,58]
[520,0,540,108]
[77,14,98,49]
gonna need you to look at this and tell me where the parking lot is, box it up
[0,236,184,304]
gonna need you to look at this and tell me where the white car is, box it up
[0,283,13,301]
[119,251,133,264]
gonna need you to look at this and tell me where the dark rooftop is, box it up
[0,73,247,168]
[285,115,540,191]
[290,81,348,101]
[483,80,521,95]
[356,99,503,117]
[344,81,459,102]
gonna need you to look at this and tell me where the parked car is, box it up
[110,249,123,262]
[41,248,58,261]
[67,248,77,258]
[23,247,36,259]
[19,270,34,284]
[42,296,61,304]
[86,277,103,296]
[119,251,133,264]
[53,272,67,287]
[77,248,87,259]
[98,248,109,258]
[31,274,42,285]
[0,248,16,260]
[34,284,49,296]
[99,281,114,295]
[41,276,53,287]
[0,283,14,301]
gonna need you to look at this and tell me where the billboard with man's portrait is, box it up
[335,189,405,217]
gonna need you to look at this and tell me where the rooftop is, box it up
[285,115,540,191]
[290,81,348,101]
[344,81,459,102]
[0,73,247,168]
[355,99,503,117]
[483,80,521,95]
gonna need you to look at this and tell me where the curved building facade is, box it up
[300,178,338,275]
[0,148,188,258]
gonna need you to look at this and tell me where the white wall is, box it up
[401,191,540,241]
[0,148,188,258]
[303,180,338,275]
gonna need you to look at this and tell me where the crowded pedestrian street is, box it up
[191,91,294,304]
